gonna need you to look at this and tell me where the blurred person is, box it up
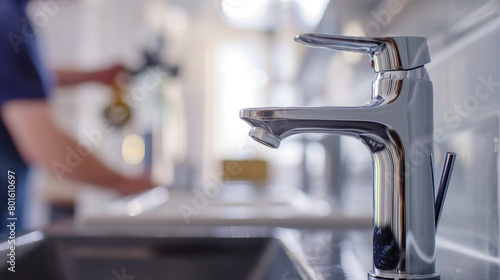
[0,0,154,238]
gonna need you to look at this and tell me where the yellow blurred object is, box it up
[122,134,146,165]
[222,160,268,182]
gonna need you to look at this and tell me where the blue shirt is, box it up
[0,0,51,103]
[0,0,52,237]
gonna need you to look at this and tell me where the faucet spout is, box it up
[240,106,396,152]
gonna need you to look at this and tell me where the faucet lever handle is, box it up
[434,152,457,230]
[294,33,431,72]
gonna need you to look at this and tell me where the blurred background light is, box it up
[122,134,146,165]
[293,0,330,28]
[221,0,269,20]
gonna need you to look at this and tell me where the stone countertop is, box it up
[281,228,500,280]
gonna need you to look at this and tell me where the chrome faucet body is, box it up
[240,34,456,280]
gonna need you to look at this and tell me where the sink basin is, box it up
[0,233,301,280]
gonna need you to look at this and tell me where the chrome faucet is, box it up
[240,34,456,280]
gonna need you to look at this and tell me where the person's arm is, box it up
[1,99,154,195]
[56,65,126,87]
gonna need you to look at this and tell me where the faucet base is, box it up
[368,272,440,280]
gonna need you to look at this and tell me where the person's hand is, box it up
[93,64,129,86]
[114,173,156,196]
